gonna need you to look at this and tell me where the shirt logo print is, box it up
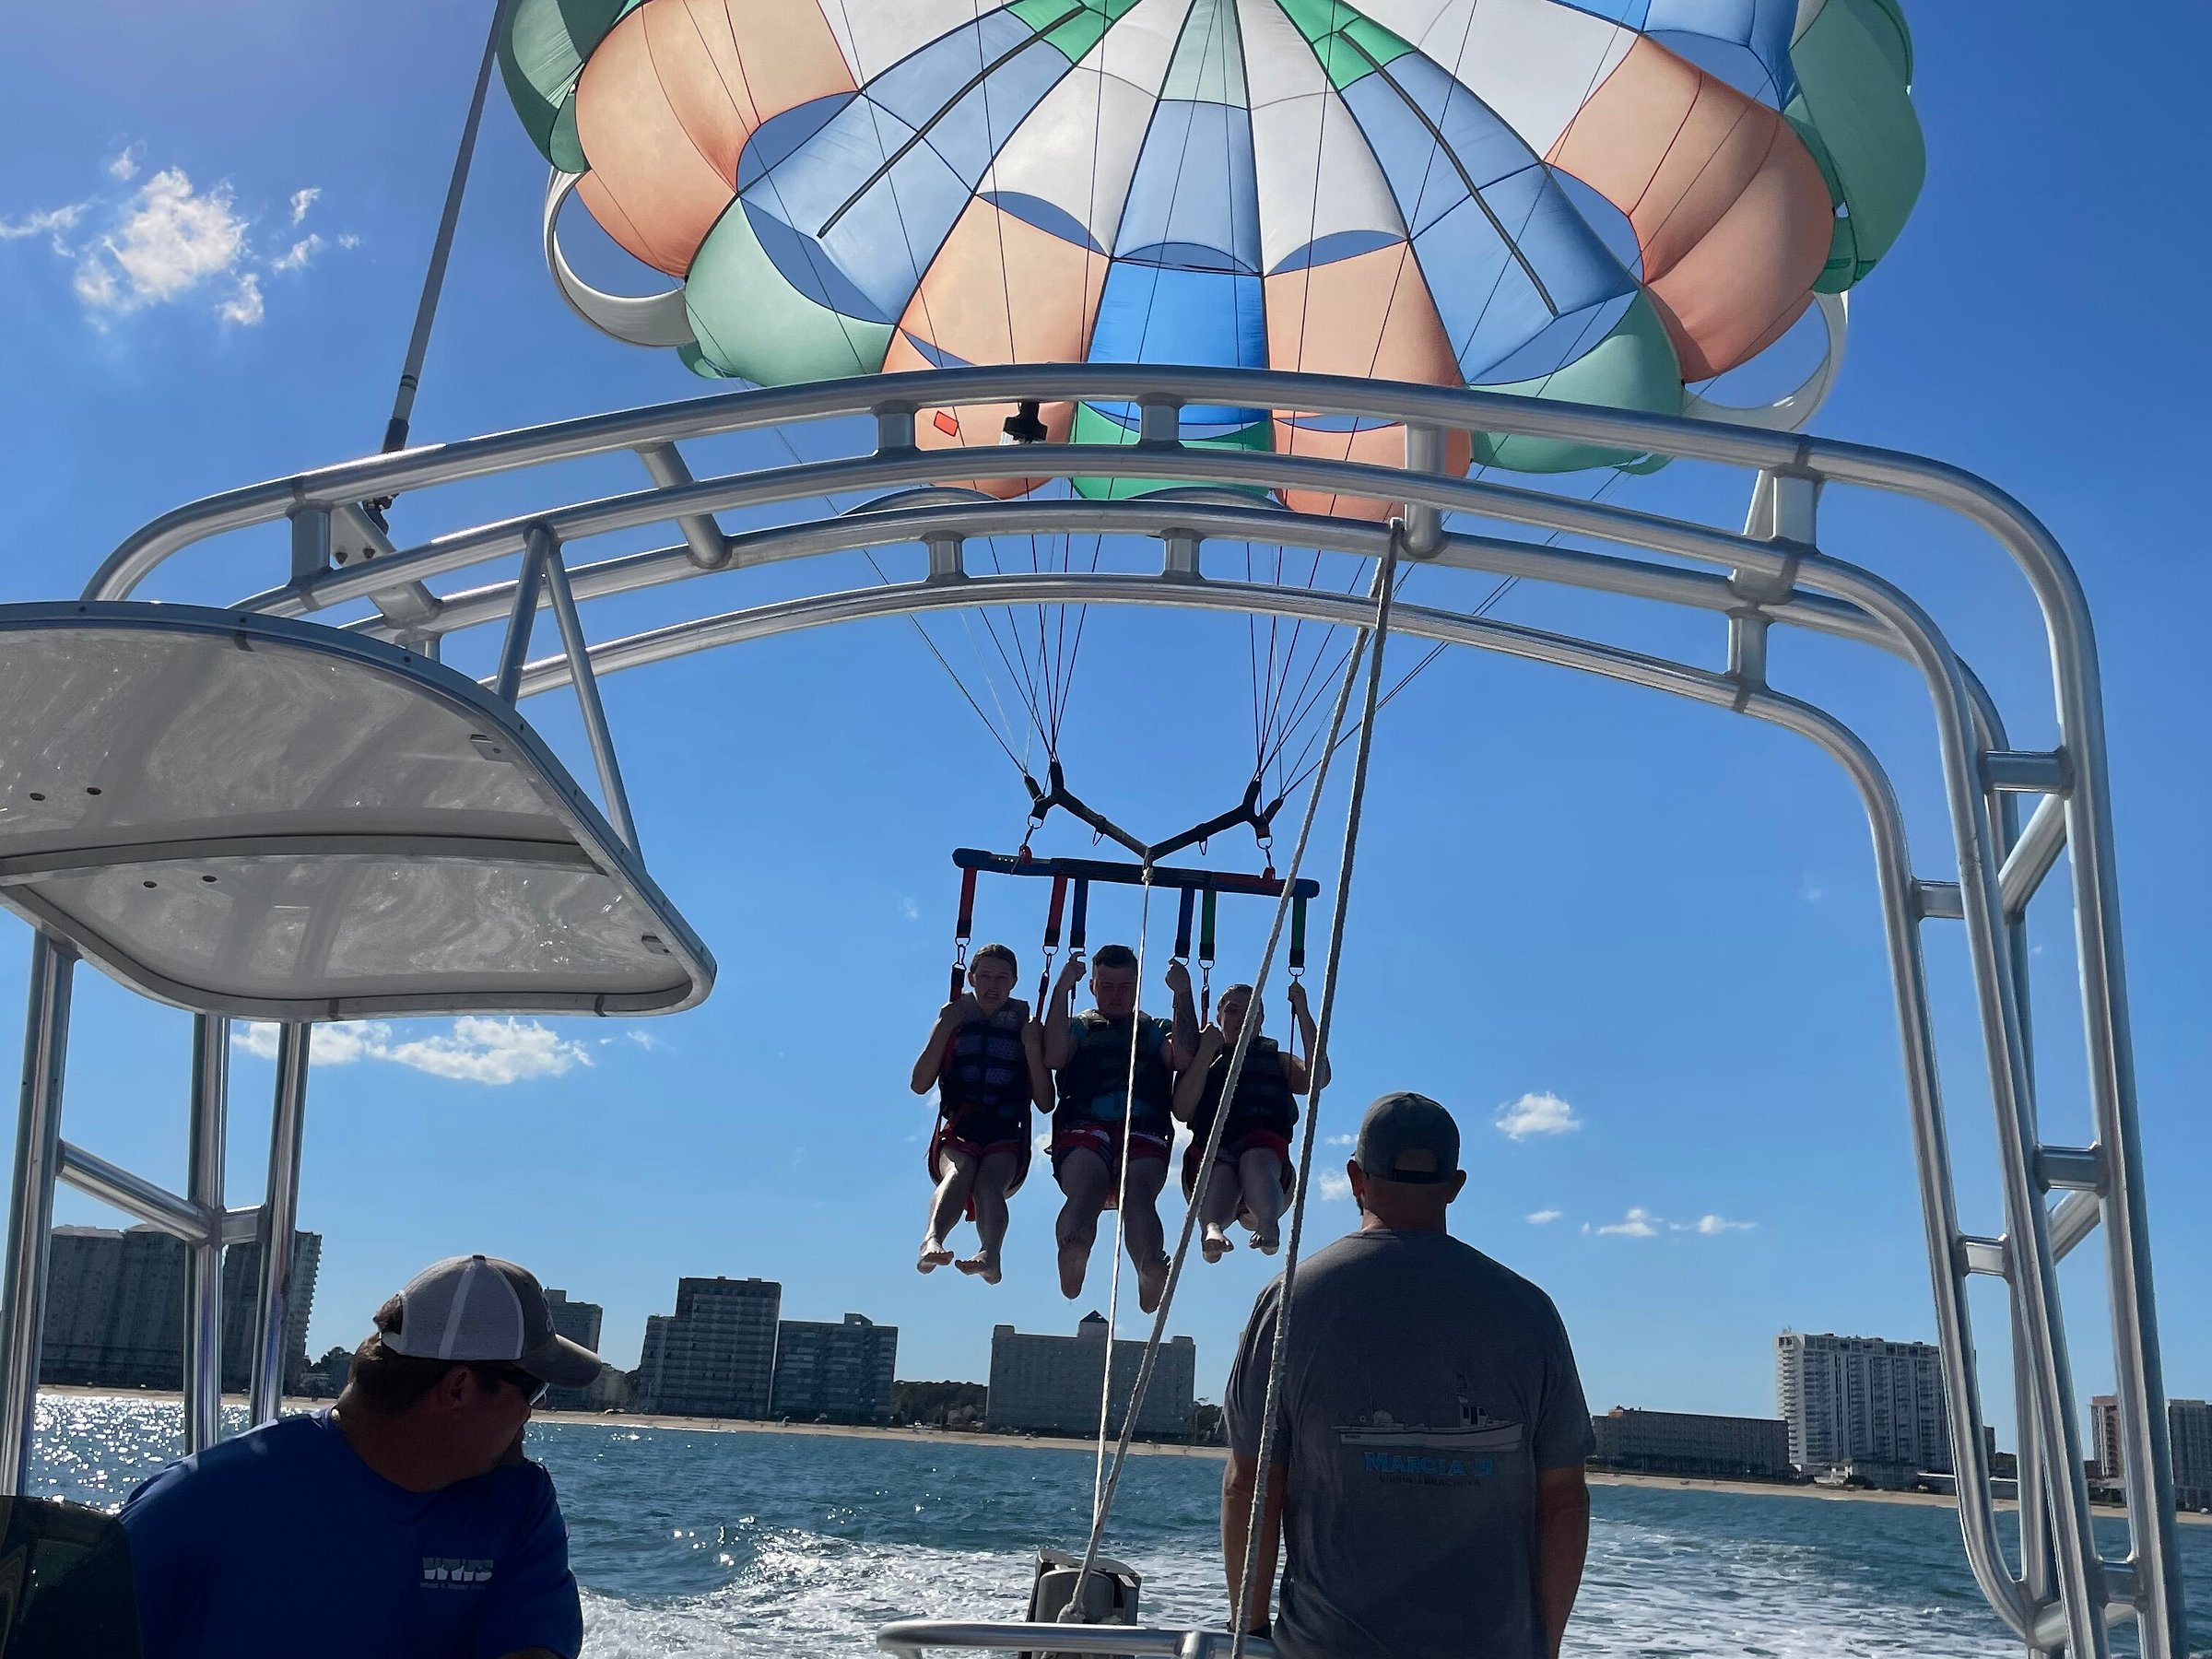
[423,1557,496,1586]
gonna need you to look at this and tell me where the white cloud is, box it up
[1594,1206,1660,1238]
[108,144,144,182]
[271,234,323,274]
[1317,1171,1352,1203]
[337,232,360,250]
[624,1029,662,1052]
[899,897,920,922]
[1526,1208,1562,1225]
[218,272,264,325]
[76,168,249,317]
[232,1016,591,1085]
[0,204,87,253]
[288,186,320,225]
[1688,1214,1754,1235]
[1325,1133,1354,1147]
[1799,873,1827,903]
[1494,1091,1581,1141]
[231,1023,284,1061]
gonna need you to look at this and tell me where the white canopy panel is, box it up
[0,603,712,1019]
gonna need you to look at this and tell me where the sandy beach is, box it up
[48,1385,2206,1524]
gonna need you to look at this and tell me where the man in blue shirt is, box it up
[120,1253,599,1659]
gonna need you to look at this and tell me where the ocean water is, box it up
[30,1394,2212,1655]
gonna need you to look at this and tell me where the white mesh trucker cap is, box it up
[381,1254,600,1387]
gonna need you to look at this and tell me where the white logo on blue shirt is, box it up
[422,1557,496,1586]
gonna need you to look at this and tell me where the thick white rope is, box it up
[1061,547,1397,1621]
[1230,534,1401,1659]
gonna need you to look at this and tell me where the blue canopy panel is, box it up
[1559,0,1799,107]
[731,13,1079,332]
[1338,53,1637,386]
[1077,16,1269,488]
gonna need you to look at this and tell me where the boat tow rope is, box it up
[1058,533,1402,1624]
[1227,532,1400,1659]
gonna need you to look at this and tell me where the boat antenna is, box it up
[379,4,502,460]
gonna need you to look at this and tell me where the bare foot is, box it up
[918,1239,953,1274]
[1201,1227,1233,1264]
[1057,1239,1088,1299]
[955,1253,1002,1285]
[1136,1253,1171,1313]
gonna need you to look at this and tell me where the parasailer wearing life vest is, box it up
[1173,981,1324,1263]
[911,943,1048,1285]
[1042,944,1199,1314]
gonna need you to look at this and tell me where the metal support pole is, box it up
[184,1015,229,1453]
[0,935,75,1494]
[493,540,551,705]
[249,1025,310,1426]
[534,526,642,852]
[1398,424,1446,557]
[381,6,501,455]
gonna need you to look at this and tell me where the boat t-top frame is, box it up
[0,363,2183,1659]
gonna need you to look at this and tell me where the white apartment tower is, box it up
[1777,1330,1951,1475]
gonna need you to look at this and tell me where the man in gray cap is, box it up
[1221,1092,1594,1659]
[119,1253,599,1659]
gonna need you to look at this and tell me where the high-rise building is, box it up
[771,1313,897,1423]
[987,1313,1195,1439]
[2089,1394,2123,1481]
[541,1289,605,1412]
[635,1277,780,1418]
[1590,1408,1793,1479]
[2091,1394,2212,1509]
[220,1233,324,1394]
[1776,1330,1950,1478]
[2171,1399,2212,1510]
[41,1225,321,1394]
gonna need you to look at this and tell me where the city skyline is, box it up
[39,1221,2205,1495]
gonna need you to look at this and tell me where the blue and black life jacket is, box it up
[1193,1035,1298,1145]
[1055,1009,1173,1136]
[939,1002,1030,1135]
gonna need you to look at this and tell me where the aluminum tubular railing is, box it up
[0,367,2174,1657]
[875,1619,1277,1658]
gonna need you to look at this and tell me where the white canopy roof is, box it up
[0,603,712,1019]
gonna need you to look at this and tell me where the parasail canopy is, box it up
[503,0,1923,505]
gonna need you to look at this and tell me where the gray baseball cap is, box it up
[381,1254,600,1387]
[1354,1091,1461,1184]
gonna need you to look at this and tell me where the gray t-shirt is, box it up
[1224,1229,1594,1659]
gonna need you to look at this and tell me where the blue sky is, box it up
[1,1,2206,1447]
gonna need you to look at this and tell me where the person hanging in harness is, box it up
[910,943,1049,1284]
[1042,943,1199,1314]
[1172,980,1324,1263]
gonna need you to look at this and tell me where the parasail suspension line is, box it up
[1059,537,1401,1628]
[1037,872,1069,1012]
[949,866,979,1003]
[1198,888,1218,1023]
[1230,535,1404,1659]
[380,4,501,458]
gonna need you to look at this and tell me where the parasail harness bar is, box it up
[1019,761,1288,868]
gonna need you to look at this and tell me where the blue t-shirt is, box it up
[117,1410,581,1659]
